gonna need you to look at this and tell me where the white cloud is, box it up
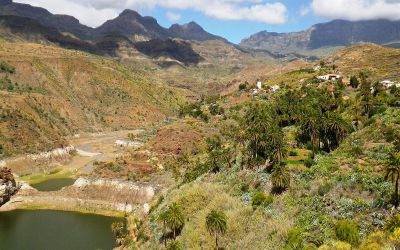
[300,6,310,16]
[166,11,181,22]
[14,0,288,27]
[311,0,400,21]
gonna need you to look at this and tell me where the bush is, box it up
[289,151,298,157]
[251,191,273,208]
[335,220,360,246]
[386,214,400,232]
[285,227,303,249]
[166,240,183,250]
[0,62,15,74]
[239,83,247,91]
[304,158,315,168]
[317,183,332,196]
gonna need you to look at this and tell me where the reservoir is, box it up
[0,209,123,250]
[31,178,76,191]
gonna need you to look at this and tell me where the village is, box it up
[244,62,400,98]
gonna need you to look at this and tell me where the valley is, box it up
[0,1,400,249]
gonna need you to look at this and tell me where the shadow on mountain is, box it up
[134,39,203,66]
[0,15,102,55]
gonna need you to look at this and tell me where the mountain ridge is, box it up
[240,19,400,55]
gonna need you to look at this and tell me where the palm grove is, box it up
[133,68,400,248]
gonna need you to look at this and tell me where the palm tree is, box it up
[271,164,290,194]
[321,112,350,152]
[385,152,400,207]
[166,203,185,239]
[206,210,228,250]
[158,210,169,247]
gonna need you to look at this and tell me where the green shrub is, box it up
[239,83,247,91]
[285,227,303,249]
[289,151,298,157]
[0,62,15,74]
[166,240,183,250]
[304,158,315,168]
[385,127,396,142]
[385,214,400,232]
[335,220,360,246]
[317,183,332,196]
[251,191,273,208]
[240,183,250,193]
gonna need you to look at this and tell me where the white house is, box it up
[381,80,394,88]
[270,85,281,92]
[256,80,262,89]
[317,74,342,81]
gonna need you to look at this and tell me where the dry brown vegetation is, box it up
[0,42,185,157]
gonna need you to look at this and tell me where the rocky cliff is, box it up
[0,167,18,206]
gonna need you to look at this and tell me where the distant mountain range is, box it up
[3,0,400,60]
[240,19,400,55]
[0,0,225,42]
[0,0,227,64]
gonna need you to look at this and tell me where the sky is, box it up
[13,0,400,43]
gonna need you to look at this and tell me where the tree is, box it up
[350,75,359,89]
[240,101,287,169]
[206,210,228,250]
[321,112,351,152]
[299,111,321,154]
[158,210,169,247]
[165,203,185,239]
[385,152,400,207]
[271,164,290,194]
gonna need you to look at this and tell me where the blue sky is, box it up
[15,0,400,44]
[142,1,325,43]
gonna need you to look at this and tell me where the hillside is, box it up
[0,42,185,157]
[328,43,400,80]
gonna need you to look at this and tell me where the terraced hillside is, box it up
[0,42,185,157]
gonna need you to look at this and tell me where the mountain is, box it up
[169,21,226,42]
[0,15,102,54]
[0,0,94,39]
[95,9,171,41]
[134,39,203,65]
[0,0,226,44]
[240,19,400,56]
[0,42,185,157]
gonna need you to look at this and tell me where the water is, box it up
[0,210,124,250]
[31,178,75,191]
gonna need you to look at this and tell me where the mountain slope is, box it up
[95,9,171,41]
[0,0,94,39]
[240,19,400,56]
[169,21,227,42]
[0,42,185,157]
[0,15,102,54]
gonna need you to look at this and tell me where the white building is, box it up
[317,74,342,81]
[257,80,262,89]
[270,85,281,92]
[381,80,394,88]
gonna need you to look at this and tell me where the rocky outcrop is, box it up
[73,177,155,203]
[0,167,19,206]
